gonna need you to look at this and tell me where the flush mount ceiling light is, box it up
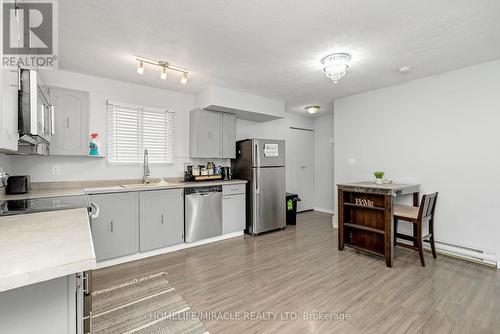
[305,105,321,114]
[321,53,351,83]
[135,56,189,84]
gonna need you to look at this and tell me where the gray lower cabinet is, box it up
[89,192,139,261]
[0,275,76,334]
[222,193,246,234]
[139,189,184,252]
[48,86,89,156]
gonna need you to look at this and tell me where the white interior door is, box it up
[287,128,314,212]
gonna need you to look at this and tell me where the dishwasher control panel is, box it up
[184,185,222,195]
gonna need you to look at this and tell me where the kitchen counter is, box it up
[0,188,85,201]
[0,179,247,199]
[0,208,96,292]
[84,179,247,194]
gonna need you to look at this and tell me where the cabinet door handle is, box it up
[161,214,164,224]
[89,202,100,219]
[66,116,70,128]
[82,272,90,295]
[110,221,114,232]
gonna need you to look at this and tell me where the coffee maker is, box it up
[222,167,232,180]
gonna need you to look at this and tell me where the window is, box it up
[107,101,175,164]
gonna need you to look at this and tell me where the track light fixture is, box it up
[135,56,189,84]
[160,66,168,80]
[137,61,144,75]
[181,72,188,84]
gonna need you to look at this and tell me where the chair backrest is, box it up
[418,192,438,221]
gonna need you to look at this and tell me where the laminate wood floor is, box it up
[94,211,500,334]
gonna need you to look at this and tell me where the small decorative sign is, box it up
[355,198,374,207]
[264,143,279,157]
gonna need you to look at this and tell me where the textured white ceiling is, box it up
[58,0,500,116]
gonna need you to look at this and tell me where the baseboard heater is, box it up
[430,240,497,267]
[398,238,497,267]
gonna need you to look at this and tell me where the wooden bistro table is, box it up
[337,182,420,267]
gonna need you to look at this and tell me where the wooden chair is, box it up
[393,193,438,266]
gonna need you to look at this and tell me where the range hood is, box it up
[18,69,53,153]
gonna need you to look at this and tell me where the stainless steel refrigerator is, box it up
[232,139,286,235]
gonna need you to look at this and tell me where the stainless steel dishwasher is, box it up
[185,185,222,242]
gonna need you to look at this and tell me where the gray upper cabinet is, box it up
[222,113,236,159]
[89,192,139,261]
[189,109,236,158]
[139,189,184,252]
[190,109,221,158]
[0,69,19,152]
[48,87,89,156]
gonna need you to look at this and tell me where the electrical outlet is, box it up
[348,158,356,165]
[52,165,60,175]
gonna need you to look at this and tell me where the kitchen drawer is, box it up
[222,183,245,195]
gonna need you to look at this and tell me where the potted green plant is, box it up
[373,171,385,185]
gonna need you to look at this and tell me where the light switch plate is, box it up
[348,158,356,165]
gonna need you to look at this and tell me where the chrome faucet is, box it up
[143,149,151,184]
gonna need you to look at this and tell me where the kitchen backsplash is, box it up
[4,155,230,182]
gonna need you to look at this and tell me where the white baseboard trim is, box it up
[331,217,338,229]
[96,231,244,269]
[314,207,334,215]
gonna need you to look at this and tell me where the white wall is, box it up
[7,70,196,181]
[314,113,334,213]
[334,60,500,261]
[236,113,315,193]
[0,154,12,176]
[5,71,312,185]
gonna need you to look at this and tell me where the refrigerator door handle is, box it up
[255,143,260,193]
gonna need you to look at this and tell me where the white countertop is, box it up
[84,179,247,194]
[0,188,86,200]
[0,208,96,292]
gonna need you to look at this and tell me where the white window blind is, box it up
[107,101,175,164]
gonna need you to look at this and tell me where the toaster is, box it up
[6,176,31,195]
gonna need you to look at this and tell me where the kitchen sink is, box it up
[121,182,176,189]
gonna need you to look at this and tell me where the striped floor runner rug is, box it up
[91,272,208,334]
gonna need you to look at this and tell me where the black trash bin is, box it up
[286,193,300,225]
